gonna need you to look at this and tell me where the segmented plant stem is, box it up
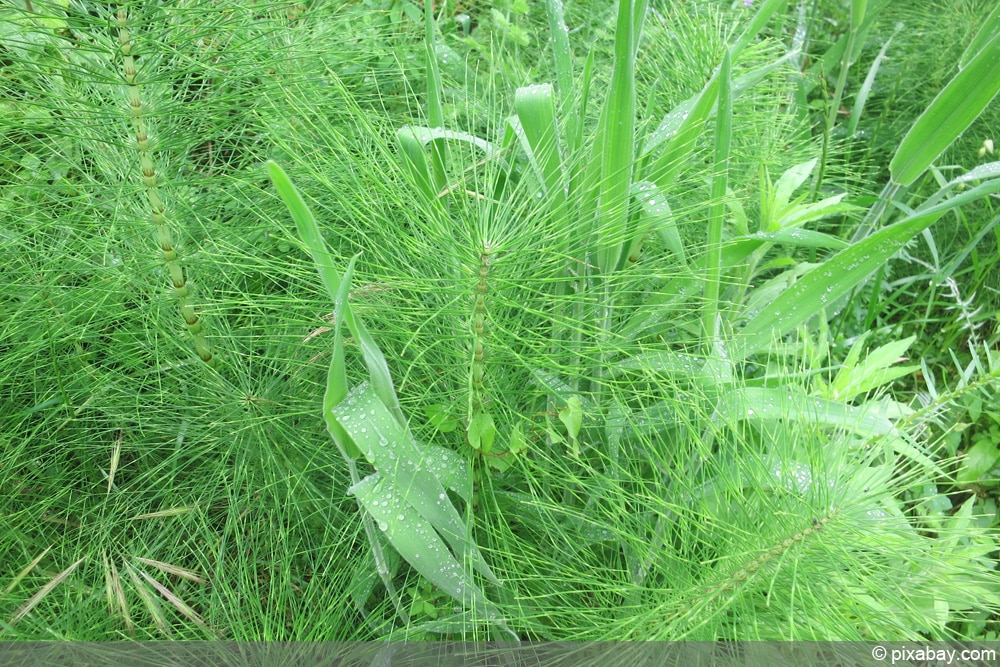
[469,240,492,417]
[117,5,215,367]
[706,510,836,600]
[639,509,839,638]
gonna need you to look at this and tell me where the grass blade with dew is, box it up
[589,0,643,276]
[543,0,576,154]
[514,85,565,208]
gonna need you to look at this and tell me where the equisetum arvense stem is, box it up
[469,239,492,418]
[117,4,215,367]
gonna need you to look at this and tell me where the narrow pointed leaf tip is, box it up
[889,33,1000,186]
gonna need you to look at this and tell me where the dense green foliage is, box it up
[1,0,999,641]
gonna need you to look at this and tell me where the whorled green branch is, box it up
[116,4,214,367]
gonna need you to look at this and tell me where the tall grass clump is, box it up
[0,0,400,640]
[264,0,1000,640]
[2,0,999,642]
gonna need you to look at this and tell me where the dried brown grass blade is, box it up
[9,557,85,626]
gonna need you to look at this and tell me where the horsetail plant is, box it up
[116,4,214,367]
[397,0,791,457]
[467,239,496,454]
[267,161,514,639]
[4,0,997,642]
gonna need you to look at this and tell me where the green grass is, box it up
[1,0,999,642]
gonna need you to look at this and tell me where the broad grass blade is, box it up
[716,387,942,474]
[397,127,442,202]
[889,32,1000,186]
[514,84,565,206]
[643,55,795,158]
[268,161,404,425]
[848,28,897,138]
[716,387,897,437]
[267,160,341,303]
[960,3,1000,69]
[349,473,507,629]
[591,0,641,274]
[324,253,360,459]
[543,0,574,150]
[333,381,500,585]
[633,180,686,266]
[420,444,474,502]
[648,74,719,190]
[423,0,446,192]
[397,126,494,201]
[704,50,732,345]
[733,177,1000,360]
[851,0,867,27]
[742,229,848,250]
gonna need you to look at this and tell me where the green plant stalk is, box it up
[424,0,447,196]
[704,50,732,350]
[116,5,214,367]
[813,8,860,199]
[469,239,492,421]
[586,0,643,408]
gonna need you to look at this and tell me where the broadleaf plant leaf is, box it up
[333,381,501,586]
[349,473,504,624]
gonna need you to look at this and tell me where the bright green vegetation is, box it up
[2,0,999,642]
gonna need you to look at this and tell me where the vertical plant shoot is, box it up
[116,4,214,367]
[468,239,496,453]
